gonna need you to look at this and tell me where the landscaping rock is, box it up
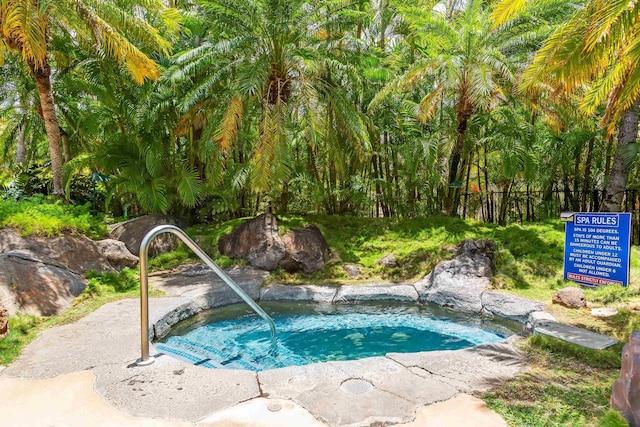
[525,311,557,331]
[259,284,337,303]
[414,239,496,313]
[0,228,137,274]
[108,214,186,257]
[481,291,544,322]
[342,263,361,278]
[591,307,619,318]
[218,213,285,271]
[552,287,586,309]
[334,284,419,303]
[0,250,86,316]
[0,299,8,337]
[218,213,329,274]
[378,254,398,268]
[94,239,139,270]
[279,225,329,274]
[611,331,640,427]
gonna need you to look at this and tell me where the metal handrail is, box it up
[136,224,276,366]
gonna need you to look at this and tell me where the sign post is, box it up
[563,212,631,287]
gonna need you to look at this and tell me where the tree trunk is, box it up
[602,97,640,212]
[31,59,65,198]
[15,120,27,164]
[60,127,71,163]
[446,115,468,215]
[581,136,595,212]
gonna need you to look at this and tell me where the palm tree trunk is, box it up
[602,97,640,212]
[446,115,468,215]
[31,59,65,198]
[16,120,27,164]
[60,127,71,163]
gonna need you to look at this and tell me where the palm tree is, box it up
[0,0,172,197]
[492,0,640,211]
[169,0,369,211]
[372,0,514,215]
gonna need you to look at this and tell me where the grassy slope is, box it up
[1,209,638,426]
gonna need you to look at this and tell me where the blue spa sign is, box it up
[564,213,631,287]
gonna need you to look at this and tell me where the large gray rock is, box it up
[279,225,329,274]
[552,287,586,309]
[109,214,186,257]
[481,291,544,322]
[0,250,86,316]
[414,239,496,313]
[0,228,137,274]
[218,213,285,271]
[218,214,329,274]
[611,331,640,427]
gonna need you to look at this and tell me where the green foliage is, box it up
[0,315,40,366]
[598,410,630,427]
[84,269,139,295]
[0,196,107,238]
[588,285,640,304]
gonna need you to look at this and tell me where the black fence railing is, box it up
[459,189,640,245]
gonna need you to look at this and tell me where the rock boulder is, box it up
[611,331,640,427]
[109,215,186,257]
[0,228,137,274]
[218,214,329,274]
[342,264,361,278]
[378,254,398,268]
[279,225,329,274]
[218,213,285,270]
[414,239,496,313]
[0,250,86,316]
[552,287,586,309]
[481,291,544,322]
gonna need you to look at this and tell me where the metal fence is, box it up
[459,188,640,245]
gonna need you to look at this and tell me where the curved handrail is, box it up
[137,224,276,366]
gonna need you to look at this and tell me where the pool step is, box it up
[155,343,224,368]
[157,339,259,370]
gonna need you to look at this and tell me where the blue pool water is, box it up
[157,302,517,371]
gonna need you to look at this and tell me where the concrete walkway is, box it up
[1,274,525,426]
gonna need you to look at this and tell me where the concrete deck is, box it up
[1,273,527,426]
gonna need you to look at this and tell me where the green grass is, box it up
[484,335,626,427]
[0,268,163,366]
[0,196,107,238]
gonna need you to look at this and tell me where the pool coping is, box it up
[2,269,535,426]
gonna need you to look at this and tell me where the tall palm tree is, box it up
[170,0,369,204]
[492,0,640,211]
[0,0,173,197]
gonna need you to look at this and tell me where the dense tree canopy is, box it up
[0,0,638,223]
